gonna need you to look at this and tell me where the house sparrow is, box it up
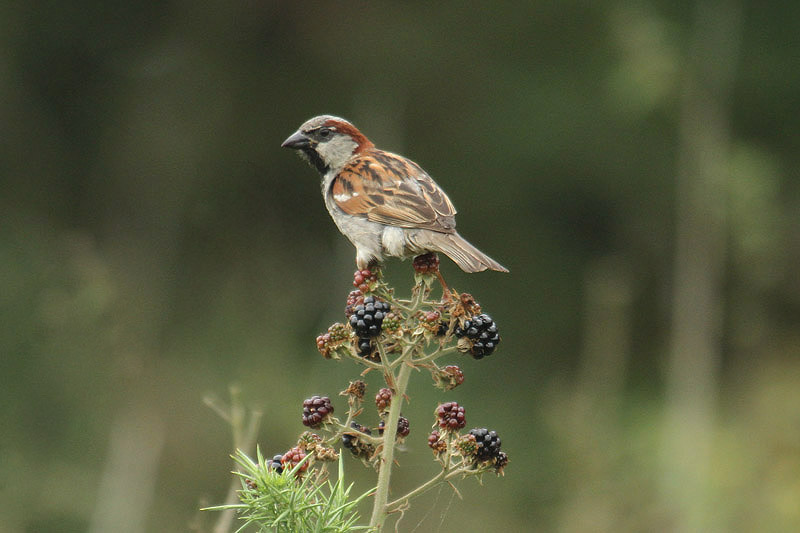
[281,115,508,273]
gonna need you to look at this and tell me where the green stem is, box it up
[385,468,446,513]
[369,360,413,530]
[409,344,459,366]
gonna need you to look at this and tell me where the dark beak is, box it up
[281,131,310,149]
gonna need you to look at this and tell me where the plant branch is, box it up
[369,360,413,530]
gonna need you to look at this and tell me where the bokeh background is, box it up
[2,2,799,532]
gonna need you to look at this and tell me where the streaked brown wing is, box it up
[331,150,457,233]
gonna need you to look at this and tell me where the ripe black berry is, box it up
[342,421,374,458]
[378,415,410,438]
[436,401,466,431]
[455,313,500,359]
[494,451,509,474]
[468,428,501,461]
[357,337,374,357]
[302,396,334,428]
[349,296,391,338]
[345,290,365,318]
[267,453,284,474]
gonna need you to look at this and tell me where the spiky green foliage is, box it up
[204,448,375,533]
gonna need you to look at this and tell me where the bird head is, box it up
[281,115,374,174]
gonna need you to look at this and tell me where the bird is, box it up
[281,115,508,274]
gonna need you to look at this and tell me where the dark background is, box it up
[2,2,799,532]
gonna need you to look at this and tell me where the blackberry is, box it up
[419,310,443,334]
[353,269,378,293]
[413,252,440,274]
[342,421,370,449]
[398,416,410,437]
[357,337,374,358]
[436,401,466,431]
[345,290,365,318]
[378,415,410,438]
[281,446,309,472]
[349,296,391,338]
[494,451,509,474]
[381,312,402,335]
[267,453,284,474]
[455,313,500,359]
[375,387,393,411]
[455,433,478,457]
[297,431,322,450]
[428,430,446,454]
[468,428,501,461]
[316,323,349,358]
[342,421,374,458]
[302,395,334,428]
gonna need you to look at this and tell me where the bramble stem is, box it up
[409,344,459,366]
[369,359,413,530]
[386,467,446,513]
[386,464,472,513]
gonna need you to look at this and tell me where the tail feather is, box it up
[415,232,508,273]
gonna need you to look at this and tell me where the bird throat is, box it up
[299,147,329,175]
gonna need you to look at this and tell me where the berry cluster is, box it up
[350,296,391,360]
[353,269,378,293]
[267,453,284,474]
[419,310,442,333]
[316,323,349,358]
[281,446,309,472]
[297,431,322,450]
[302,396,334,428]
[436,401,466,431]
[427,430,446,454]
[380,312,402,335]
[375,388,393,411]
[412,252,440,274]
[344,290,365,318]
[349,296,391,338]
[357,338,375,359]
[342,421,374,458]
[455,313,500,359]
[468,428,502,462]
[454,433,478,457]
[378,415,410,438]
[494,451,509,474]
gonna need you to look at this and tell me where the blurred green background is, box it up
[2,2,799,532]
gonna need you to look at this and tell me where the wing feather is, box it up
[331,151,457,233]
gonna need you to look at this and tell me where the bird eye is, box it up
[318,127,331,138]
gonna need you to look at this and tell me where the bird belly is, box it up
[381,226,407,258]
[324,194,384,265]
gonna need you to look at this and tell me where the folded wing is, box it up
[331,151,457,233]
